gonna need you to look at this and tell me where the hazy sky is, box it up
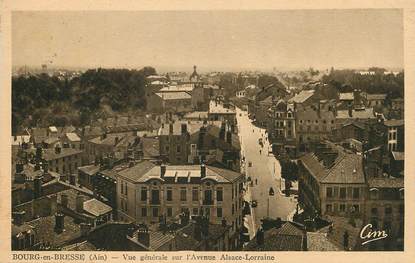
[12,9,403,71]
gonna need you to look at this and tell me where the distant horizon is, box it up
[12,10,403,71]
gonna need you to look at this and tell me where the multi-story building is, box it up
[116,162,245,247]
[43,145,83,177]
[298,142,367,218]
[208,99,237,126]
[296,100,336,153]
[383,119,404,152]
[267,99,297,156]
[366,94,387,108]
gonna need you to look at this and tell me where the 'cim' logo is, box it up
[360,224,388,245]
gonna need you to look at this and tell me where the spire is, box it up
[190,65,200,82]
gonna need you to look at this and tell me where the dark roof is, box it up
[62,241,97,251]
[42,148,83,161]
[307,232,340,251]
[288,90,315,104]
[245,222,305,251]
[26,215,81,247]
[367,177,404,188]
[384,119,404,127]
[299,143,366,184]
[391,151,404,161]
[78,165,100,175]
[142,137,160,158]
[336,108,376,119]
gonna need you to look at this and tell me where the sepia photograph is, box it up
[8,8,406,255]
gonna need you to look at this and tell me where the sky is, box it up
[12,9,403,72]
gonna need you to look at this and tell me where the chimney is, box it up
[16,163,24,174]
[12,211,26,226]
[54,212,65,233]
[33,175,43,199]
[137,226,150,247]
[80,223,92,237]
[160,164,166,178]
[181,123,188,134]
[226,131,232,143]
[55,145,61,154]
[42,162,49,173]
[69,174,76,185]
[76,193,84,213]
[61,194,68,208]
[169,123,174,134]
[200,164,206,178]
[114,137,119,145]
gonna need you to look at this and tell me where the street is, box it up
[237,107,297,236]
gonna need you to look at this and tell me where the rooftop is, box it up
[288,90,315,104]
[155,92,191,100]
[384,119,404,127]
[367,177,404,188]
[159,84,194,93]
[299,143,366,184]
[208,100,236,114]
[66,132,81,142]
[366,94,387,100]
[78,165,100,176]
[118,162,243,184]
[183,111,209,120]
[83,198,113,217]
[336,108,376,120]
[339,92,354,101]
[42,147,83,161]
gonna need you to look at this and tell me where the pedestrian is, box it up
[255,179,258,185]
[259,149,262,154]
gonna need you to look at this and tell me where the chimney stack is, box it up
[76,193,84,213]
[169,123,174,134]
[137,225,150,247]
[200,164,206,178]
[12,211,26,226]
[33,175,43,199]
[80,223,92,236]
[54,213,65,233]
[61,194,68,208]
[160,164,166,178]
[114,137,119,145]
[55,145,61,154]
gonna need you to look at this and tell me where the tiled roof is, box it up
[367,177,404,188]
[57,188,93,212]
[117,161,157,182]
[158,120,219,136]
[88,132,132,146]
[307,232,340,251]
[26,215,81,247]
[159,84,194,93]
[288,90,315,104]
[83,198,112,217]
[156,92,191,100]
[299,144,366,184]
[42,148,82,161]
[62,241,97,251]
[336,108,376,119]
[142,137,160,158]
[245,222,305,251]
[78,165,100,175]
[184,111,209,119]
[209,100,236,114]
[384,119,404,127]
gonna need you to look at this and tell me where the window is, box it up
[151,189,160,204]
[371,207,378,215]
[326,204,332,213]
[340,188,346,199]
[125,184,128,195]
[176,145,181,153]
[121,182,124,195]
[165,146,169,152]
[142,207,147,217]
[180,188,187,201]
[370,189,378,200]
[385,206,392,215]
[193,208,199,215]
[339,204,346,212]
[152,207,159,217]
[326,187,333,198]
[141,187,147,201]
[353,188,360,199]
[167,188,173,201]
[192,188,199,201]
[214,188,223,203]
[232,204,235,215]
[352,204,360,213]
